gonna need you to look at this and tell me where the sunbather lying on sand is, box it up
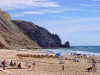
[86,67,93,72]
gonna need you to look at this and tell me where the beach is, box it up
[0,49,100,75]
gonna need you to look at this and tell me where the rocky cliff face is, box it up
[0,9,40,49]
[0,9,11,21]
[0,9,70,49]
[12,20,62,48]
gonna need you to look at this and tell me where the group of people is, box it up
[87,62,97,72]
[17,61,36,70]
[2,59,36,70]
[10,60,21,68]
[10,60,16,66]
[25,62,36,70]
[2,58,97,72]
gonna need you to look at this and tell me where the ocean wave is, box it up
[40,46,100,56]
[75,47,95,49]
[65,50,100,56]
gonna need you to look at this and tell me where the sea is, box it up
[40,46,100,56]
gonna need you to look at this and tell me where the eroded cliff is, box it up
[0,9,40,49]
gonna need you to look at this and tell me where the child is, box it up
[92,62,97,72]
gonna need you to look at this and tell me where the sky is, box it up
[0,0,100,46]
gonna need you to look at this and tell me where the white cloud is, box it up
[61,8,81,11]
[22,9,61,15]
[40,2,60,7]
[36,17,100,26]
[80,4,100,7]
[94,35,98,37]
[0,0,60,10]
[11,14,23,17]
[61,16,69,18]
[40,10,61,13]
[22,11,44,15]
[35,17,100,33]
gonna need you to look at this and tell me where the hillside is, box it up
[0,9,40,49]
[12,20,62,48]
[0,9,70,49]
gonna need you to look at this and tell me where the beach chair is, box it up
[47,55,54,58]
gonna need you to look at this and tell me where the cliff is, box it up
[0,9,40,49]
[0,9,70,49]
[12,20,62,48]
[0,9,11,21]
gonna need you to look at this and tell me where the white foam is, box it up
[40,48,100,56]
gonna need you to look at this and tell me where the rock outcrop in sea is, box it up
[61,41,70,48]
[0,9,70,49]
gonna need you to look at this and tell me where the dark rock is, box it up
[12,20,62,48]
[61,41,70,48]
[0,9,70,49]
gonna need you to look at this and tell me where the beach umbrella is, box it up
[55,53,60,56]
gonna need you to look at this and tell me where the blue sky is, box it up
[0,0,100,46]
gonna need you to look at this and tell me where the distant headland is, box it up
[0,9,70,49]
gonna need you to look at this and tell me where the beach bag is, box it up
[96,67,97,70]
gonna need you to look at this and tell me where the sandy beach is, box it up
[0,49,100,75]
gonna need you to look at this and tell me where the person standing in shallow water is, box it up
[3,59,6,70]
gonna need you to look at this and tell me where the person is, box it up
[25,62,31,69]
[14,61,16,66]
[3,59,6,70]
[87,67,92,72]
[10,60,13,66]
[62,65,64,70]
[92,62,97,72]
[71,53,72,55]
[18,63,21,68]
[32,62,36,70]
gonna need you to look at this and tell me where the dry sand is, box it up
[0,49,100,75]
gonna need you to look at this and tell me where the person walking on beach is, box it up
[3,59,6,70]
[62,65,64,70]
[32,62,36,70]
[92,62,97,72]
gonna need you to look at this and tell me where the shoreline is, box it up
[40,46,100,56]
